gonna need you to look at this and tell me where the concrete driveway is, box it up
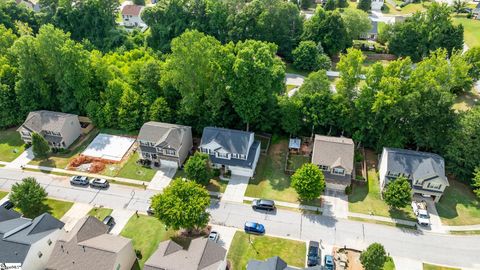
[6,147,34,169]
[222,175,250,203]
[60,202,93,231]
[321,189,348,219]
[109,208,134,235]
[210,225,238,251]
[147,165,177,191]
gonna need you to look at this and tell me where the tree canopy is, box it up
[32,133,50,158]
[9,177,48,218]
[291,163,325,201]
[184,152,212,186]
[360,243,387,270]
[383,176,411,208]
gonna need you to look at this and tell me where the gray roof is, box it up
[138,121,191,150]
[0,210,64,264]
[46,216,134,270]
[382,148,449,186]
[144,238,227,270]
[209,141,260,169]
[247,256,322,270]
[311,135,354,173]
[200,127,253,155]
[19,110,78,133]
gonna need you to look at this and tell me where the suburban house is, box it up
[18,110,82,149]
[378,148,450,202]
[138,121,193,168]
[0,208,64,270]
[474,3,480,20]
[199,127,261,177]
[311,135,355,190]
[121,3,146,28]
[247,256,321,270]
[45,216,136,270]
[371,0,384,10]
[360,20,378,40]
[16,0,41,12]
[144,238,227,270]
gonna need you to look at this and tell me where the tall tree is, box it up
[336,48,365,102]
[0,0,39,34]
[32,133,50,158]
[452,0,467,14]
[291,163,325,201]
[383,176,411,208]
[184,152,212,186]
[360,243,387,270]
[324,0,336,10]
[9,177,48,218]
[278,95,303,135]
[341,8,372,40]
[336,0,348,8]
[464,47,480,81]
[149,97,172,123]
[473,167,480,199]
[357,0,371,12]
[227,40,285,131]
[150,178,210,231]
[118,87,142,131]
[292,40,329,71]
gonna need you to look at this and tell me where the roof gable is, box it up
[311,135,354,173]
[200,127,253,155]
[138,121,191,150]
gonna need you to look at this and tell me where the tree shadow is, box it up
[130,260,141,270]
[36,158,57,168]
[347,181,369,203]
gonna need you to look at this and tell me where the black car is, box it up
[252,199,275,211]
[1,200,14,210]
[103,215,115,231]
[90,178,109,188]
[147,206,155,216]
[307,241,320,267]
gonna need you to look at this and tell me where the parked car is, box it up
[1,200,14,210]
[307,240,320,267]
[208,231,219,242]
[324,255,335,270]
[90,178,109,188]
[244,221,265,235]
[70,175,89,186]
[103,215,115,231]
[411,201,430,226]
[147,206,155,216]
[252,199,276,212]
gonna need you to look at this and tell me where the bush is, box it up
[345,185,352,195]
[360,243,387,270]
[213,168,221,177]
[291,163,325,201]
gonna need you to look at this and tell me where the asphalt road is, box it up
[1,167,479,269]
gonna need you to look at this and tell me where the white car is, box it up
[411,201,430,226]
[208,231,219,242]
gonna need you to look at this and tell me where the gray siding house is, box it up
[311,135,355,191]
[137,121,193,168]
[0,208,64,270]
[18,110,81,149]
[199,127,261,177]
[378,148,449,202]
[144,238,227,270]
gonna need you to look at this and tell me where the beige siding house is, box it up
[137,121,193,168]
[378,148,449,202]
[18,110,81,149]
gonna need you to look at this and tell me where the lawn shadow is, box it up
[435,178,480,222]
[388,208,416,222]
[37,158,57,168]
[347,181,368,203]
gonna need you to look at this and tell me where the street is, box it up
[1,167,480,269]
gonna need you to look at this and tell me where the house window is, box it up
[216,152,229,159]
[232,153,238,158]
[47,239,52,246]
[144,153,151,158]
[240,154,246,159]
[388,171,400,177]
[165,149,176,156]
[318,165,329,171]
[38,251,43,258]
[332,168,345,175]
[22,131,30,136]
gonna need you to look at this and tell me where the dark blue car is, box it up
[244,221,265,235]
[324,255,335,270]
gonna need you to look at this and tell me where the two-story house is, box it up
[378,148,449,202]
[311,135,355,191]
[121,3,146,28]
[17,110,82,149]
[371,0,384,10]
[137,121,193,168]
[0,208,65,270]
[199,127,261,177]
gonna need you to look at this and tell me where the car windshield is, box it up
[419,213,429,219]
[256,224,262,229]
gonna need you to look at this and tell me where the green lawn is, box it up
[0,190,8,200]
[285,62,311,77]
[348,150,416,221]
[382,2,430,15]
[0,130,26,162]
[286,154,310,171]
[436,178,480,226]
[88,207,113,221]
[453,16,480,48]
[15,198,74,219]
[29,130,99,169]
[384,257,396,270]
[423,263,460,270]
[120,215,176,268]
[452,90,480,112]
[111,152,157,182]
[174,169,228,193]
[227,231,306,270]
[245,139,321,206]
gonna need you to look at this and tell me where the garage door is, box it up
[160,159,178,168]
[229,166,254,177]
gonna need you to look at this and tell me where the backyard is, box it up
[348,150,416,221]
[452,89,480,112]
[435,178,480,226]
[453,15,480,48]
[245,139,321,206]
[120,214,176,268]
[88,207,113,221]
[0,129,26,162]
[227,231,306,270]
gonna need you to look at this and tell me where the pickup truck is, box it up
[411,201,430,226]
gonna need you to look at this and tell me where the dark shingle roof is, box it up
[20,110,77,133]
[138,121,191,150]
[200,127,253,155]
[209,141,260,169]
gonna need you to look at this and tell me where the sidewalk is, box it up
[244,196,321,212]
[222,175,250,203]
[443,224,480,232]
[5,147,34,169]
[348,212,417,227]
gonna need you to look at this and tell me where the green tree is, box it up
[383,176,411,208]
[151,178,210,231]
[357,0,371,11]
[452,0,467,14]
[133,0,146,5]
[464,47,480,81]
[227,39,285,131]
[336,48,365,102]
[278,95,303,135]
[341,8,372,40]
[473,167,480,198]
[118,87,142,131]
[336,0,348,8]
[9,177,48,218]
[184,152,212,186]
[32,132,50,158]
[360,243,387,270]
[293,40,326,71]
[149,97,172,123]
[0,0,39,34]
[324,0,336,10]
[291,163,325,201]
